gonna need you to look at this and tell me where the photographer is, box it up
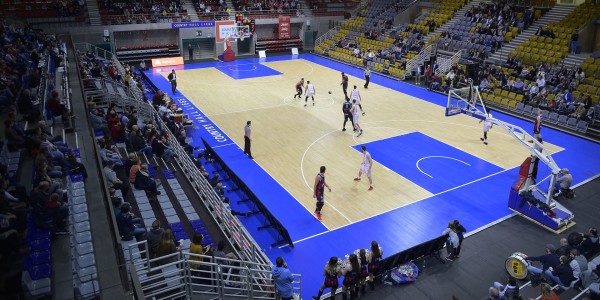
[553,168,572,197]
[272,256,294,300]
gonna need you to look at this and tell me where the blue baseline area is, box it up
[352,132,504,194]
[210,144,328,241]
[144,54,600,299]
[215,63,282,80]
[142,67,328,245]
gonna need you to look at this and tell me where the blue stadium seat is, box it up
[523,105,533,115]
[557,114,568,126]
[576,120,588,133]
[566,117,578,129]
[541,110,549,120]
[515,102,524,113]
[548,112,559,123]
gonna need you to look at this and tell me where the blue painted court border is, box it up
[144,54,600,299]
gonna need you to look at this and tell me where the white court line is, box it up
[300,128,353,223]
[290,166,517,245]
[176,59,315,88]
[211,142,237,149]
[416,156,471,178]
[227,66,257,72]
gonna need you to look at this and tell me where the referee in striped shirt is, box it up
[364,67,371,89]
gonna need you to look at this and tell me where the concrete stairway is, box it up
[486,5,576,63]
[86,0,102,26]
[183,0,200,21]
[562,53,589,68]
[423,0,489,44]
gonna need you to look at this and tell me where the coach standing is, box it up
[244,121,253,159]
[363,67,371,89]
[188,44,193,60]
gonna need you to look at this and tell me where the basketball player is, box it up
[313,166,331,220]
[342,98,354,131]
[352,99,363,137]
[479,111,493,145]
[350,85,365,116]
[168,69,177,94]
[341,72,349,100]
[305,80,316,107]
[354,146,373,190]
[294,78,304,99]
[364,67,371,89]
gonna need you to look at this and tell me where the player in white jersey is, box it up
[479,111,493,145]
[350,85,365,115]
[354,145,373,190]
[304,80,316,107]
[352,99,363,137]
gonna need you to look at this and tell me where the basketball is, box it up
[328,91,332,94]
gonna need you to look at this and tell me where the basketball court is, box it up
[142,54,600,298]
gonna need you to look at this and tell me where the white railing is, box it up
[74,41,294,298]
[315,26,340,48]
[126,241,302,299]
[403,44,435,80]
[435,49,464,75]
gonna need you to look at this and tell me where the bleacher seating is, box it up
[98,0,189,25]
[511,2,600,66]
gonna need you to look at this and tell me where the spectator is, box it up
[104,161,129,197]
[581,265,600,288]
[17,88,40,122]
[130,125,153,156]
[553,168,572,196]
[526,244,560,276]
[152,137,175,163]
[569,249,588,279]
[47,90,70,124]
[272,256,294,300]
[189,233,211,270]
[556,237,572,257]
[99,140,124,167]
[443,221,459,261]
[486,287,504,300]
[222,197,257,217]
[209,173,226,196]
[155,229,179,265]
[453,220,466,257]
[580,228,599,257]
[116,203,146,241]
[492,277,520,300]
[129,157,141,184]
[134,163,161,195]
[532,282,558,300]
[545,255,576,287]
[89,108,108,134]
[146,220,164,258]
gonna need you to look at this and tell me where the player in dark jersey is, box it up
[340,72,349,100]
[313,166,331,221]
[294,78,304,99]
[342,98,354,131]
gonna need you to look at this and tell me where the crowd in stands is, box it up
[478,59,598,123]
[52,0,86,17]
[487,228,600,299]
[436,1,538,63]
[100,0,190,24]
[231,0,300,13]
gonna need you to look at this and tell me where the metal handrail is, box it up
[315,26,340,48]
[127,242,302,300]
